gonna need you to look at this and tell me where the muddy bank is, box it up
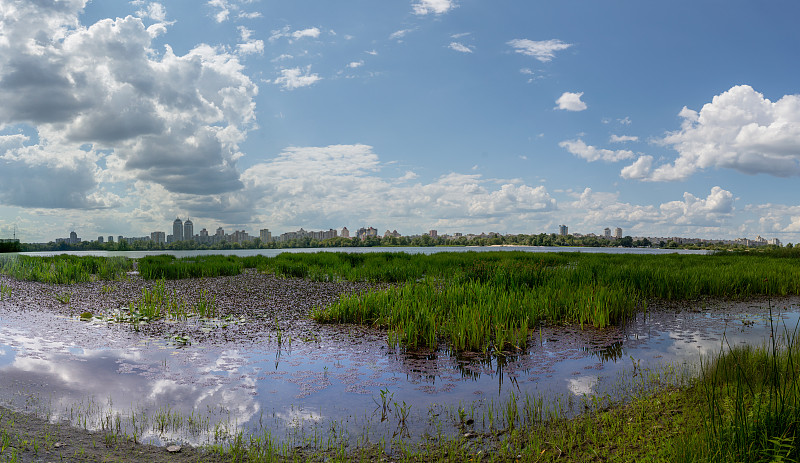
[0,404,224,463]
[0,270,384,346]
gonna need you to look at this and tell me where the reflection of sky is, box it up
[1,300,798,445]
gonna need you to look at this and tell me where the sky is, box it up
[1,0,800,243]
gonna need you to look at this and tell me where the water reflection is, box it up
[0,299,797,446]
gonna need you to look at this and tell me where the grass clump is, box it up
[138,255,243,280]
[0,255,132,284]
[688,316,800,462]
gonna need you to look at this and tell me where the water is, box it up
[1,296,796,449]
[16,245,710,258]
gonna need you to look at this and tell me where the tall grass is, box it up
[0,255,132,284]
[690,313,800,462]
[305,251,800,352]
[138,255,243,280]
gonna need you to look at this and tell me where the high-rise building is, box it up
[341,227,350,238]
[429,230,438,238]
[615,227,622,239]
[260,229,272,243]
[604,228,611,238]
[184,218,194,241]
[98,236,104,243]
[151,231,166,244]
[559,224,568,236]
[108,235,114,243]
[173,217,183,241]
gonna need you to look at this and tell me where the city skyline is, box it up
[50,217,785,248]
[1,1,799,243]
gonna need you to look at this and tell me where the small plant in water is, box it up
[54,292,71,304]
[0,282,11,300]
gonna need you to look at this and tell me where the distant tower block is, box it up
[173,217,183,241]
[184,218,194,241]
[615,227,622,239]
[559,224,568,236]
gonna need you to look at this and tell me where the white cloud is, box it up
[207,0,258,23]
[348,60,364,68]
[620,155,653,180]
[559,140,634,162]
[236,26,264,55]
[269,26,321,43]
[390,29,412,41]
[660,187,734,226]
[136,3,166,21]
[569,186,734,232]
[240,145,556,229]
[274,66,322,90]
[365,50,379,56]
[292,27,321,40]
[610,134,638,143]
[0,2,258,203]
[412,0,456,15]
[651,85,800,181]
[448,42,473,53]
[507,39,572,62]
[555,92,587,111]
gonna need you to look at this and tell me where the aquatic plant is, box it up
[690,310,800,462]
[0,255,131,284]
[138,254,243,280]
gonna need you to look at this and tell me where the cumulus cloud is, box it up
[507,39,572,62]
[292,27,321,40]
[620,155,653,180]
[0,0,258,206]
[559,140,634,162]
[240,144,556,228]
[651,85,800,181]
[570,186,734,231]
[448,42,473,53]
[136,2,167,22]
[348,60,364,68]
[413,0,456,15]
[274,66,322,90]
[555,92,587,111]
[660,187,734,226]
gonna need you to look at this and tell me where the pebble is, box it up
[167,445,182,453]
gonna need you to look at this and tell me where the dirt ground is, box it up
[0,404,225,463]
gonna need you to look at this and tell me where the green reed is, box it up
[307,251,800,352]
[0,255,132,284]
[138,254,244,280]
[117,280,218,324]
[688,313,800,462]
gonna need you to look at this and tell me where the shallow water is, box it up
[0,298,797,448]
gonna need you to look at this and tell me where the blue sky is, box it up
[1,0,799,243]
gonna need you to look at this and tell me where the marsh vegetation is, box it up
[2,250,800,461]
